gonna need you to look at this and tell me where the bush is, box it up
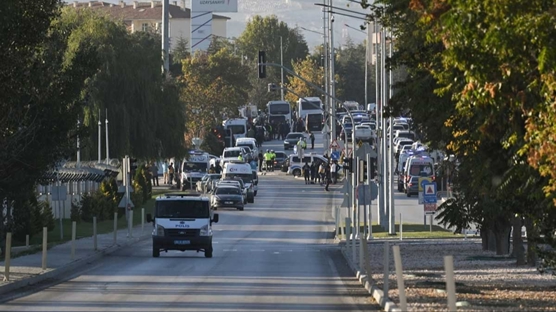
[133,164,150,204]
[40,201,55,231]
[80,191,116,222]
[10,195,34,242]
[70,199,81,223]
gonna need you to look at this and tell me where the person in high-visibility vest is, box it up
[264,149,273,172]
[270,150,276,172]
[238,154,243,161]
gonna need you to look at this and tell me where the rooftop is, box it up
[70,1,230,20]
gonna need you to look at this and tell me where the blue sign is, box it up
[331,151,340,160]
[422,182,437,204]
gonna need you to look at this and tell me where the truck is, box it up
[147,193,219,258]
[181,150,210,191]
[223,118,248,139]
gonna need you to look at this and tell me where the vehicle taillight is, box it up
[431,176,435,181]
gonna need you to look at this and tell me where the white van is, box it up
[222,161,255,202]
[181,151,210,191]
[235,137,258,158]
[223,118,248,139]
[402,155,435,196]
[147,193,219,258]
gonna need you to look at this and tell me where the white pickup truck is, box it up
[354,125,374,144]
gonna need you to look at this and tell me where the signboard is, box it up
[118,197,135,209]
[191,0,238,12]
[50,186,67,201]
[423,182,437,204]
[331,151,340,160]
[418,177,433,192]
[356,183,378,205]
[424,203,437,213]
[330,140,339,149]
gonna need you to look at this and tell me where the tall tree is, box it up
[285,57,325,107]
[236,15,309,85]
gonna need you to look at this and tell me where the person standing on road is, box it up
[330,161,338,184]
[310,162,316,184]
[270,150,276,172]
[264,149,273,172]
[150,162,159,186]
[303,162,311,184]
[309,131,315,149]
[162,160,168,184]
[258,150,264,172]
[168,163,175,185]
[324,163,332,191]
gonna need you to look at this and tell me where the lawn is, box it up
[338,223,466,239]
[13,190,169,247]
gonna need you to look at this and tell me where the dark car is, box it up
[273,151,288,169]
[283,132,306,150]
[211,186,244,211]
[405,176,420,197]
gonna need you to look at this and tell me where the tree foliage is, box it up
[285,57,325,105]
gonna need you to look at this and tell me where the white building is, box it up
[71,1,229,51]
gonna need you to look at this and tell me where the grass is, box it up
[338,223,466,239]
[12,190,168,248]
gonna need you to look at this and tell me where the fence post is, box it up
[359,235,365,274]
[3,233,12,281]
[335,207,340,239]
[25,234,29,248]
[71,221,76,260]
[93,216,97,250]
[400,213,403,241]
[383,242,389,296]
[393,245,407,311]
[445,255,457,311]
[113,212,118,244]
[41,227,48,270]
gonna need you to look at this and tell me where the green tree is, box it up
[285,57,325,107]
[236,15,309,84]
[334,39,369,106]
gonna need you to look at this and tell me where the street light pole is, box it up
[162,0,170,75]
[280,36,285,101]
[98,109,102,163]
[388,29,396,235]
[322,2,330,152]
[329,0,336,149]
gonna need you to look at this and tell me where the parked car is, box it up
[211,185,244,211]
[283,132,307,150]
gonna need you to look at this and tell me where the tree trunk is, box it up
[488,229,497,252]
[524,217,538,267]
[494,225,511,255]
[512,216,525,265]
[481,228,489,251]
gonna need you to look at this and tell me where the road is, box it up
[0,134,379,311]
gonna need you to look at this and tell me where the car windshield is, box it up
[155,200,209,218]
[224,150,242,157]
[409,163,434,176]
[215,187,241,195]
[286,133,303,139]
[183,162,207,172]
[237,143,253,150]
[228,125,246,135]
[224,173,253,183]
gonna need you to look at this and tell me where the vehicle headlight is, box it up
[284,140,288,144]
[155,224,165,236]
[199,224,211,236]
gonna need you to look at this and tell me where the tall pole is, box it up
[105,109,109,164]
[76,119,81,168]
[388,29,396,235]
[162,0,170,75]
[280,36,285,101]
[329,0,336,147]
[375,23,385,228]
[381,28,389,229]
[98,110,102,163]
[322,2,330,151]
[364,24,369,110]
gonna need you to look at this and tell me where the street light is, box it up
[345,23,371,109]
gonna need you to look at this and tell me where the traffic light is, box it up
[359,159,367,183]
[258,50,266,78]
[370,157,377,179]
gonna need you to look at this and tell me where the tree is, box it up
[170,36,189,76]
[334,39,369,106]
[285,57,325,107]
[180,48,251,141]
[236,15,309,84]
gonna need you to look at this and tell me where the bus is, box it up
[266,101,292,130]
[297,97,323,121]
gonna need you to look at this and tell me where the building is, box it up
[70,1,229,51]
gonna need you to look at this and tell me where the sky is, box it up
[84,0,371,51]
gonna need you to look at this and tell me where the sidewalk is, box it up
[0,222,151,296]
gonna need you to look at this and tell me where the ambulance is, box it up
[222,161,255,203]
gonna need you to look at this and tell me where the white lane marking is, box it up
[250,249,265,252]
[273,251,280,254]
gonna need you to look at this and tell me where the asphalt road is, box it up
[0,135,380,312]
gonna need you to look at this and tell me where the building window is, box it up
[142,23,149,32]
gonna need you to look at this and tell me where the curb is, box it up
[339,241,401,312]
[0,234,149,297]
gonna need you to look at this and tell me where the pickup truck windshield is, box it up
[155,200,209,218]
[224,173,253,183]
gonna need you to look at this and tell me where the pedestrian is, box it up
[162,160,168,184]
[215,162,222,174]
[310,162,316,184]
[303,162,311,184]
[168,162,175,185]
[150,162,159,186]
[325,163,332,191]
[331,161,338,184]
[318,163,326,185]
[258,150,264,172]
[309,131,315,149]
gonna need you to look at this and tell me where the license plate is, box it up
[225,201,233,204]
[174,240,190,245]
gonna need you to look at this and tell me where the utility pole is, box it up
[162,0,170,75]
[280,36,285,101]
[98,109,102,163]
[329,0,336,147]
[388,28,396,235]
[105,109,110,164]
[322,1,329,152]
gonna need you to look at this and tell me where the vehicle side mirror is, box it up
[212,213,219,223]
[146,213,153,223]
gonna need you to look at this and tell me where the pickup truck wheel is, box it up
[293,169,301,177]
[153,246,160,258]
[205,246,213,258]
